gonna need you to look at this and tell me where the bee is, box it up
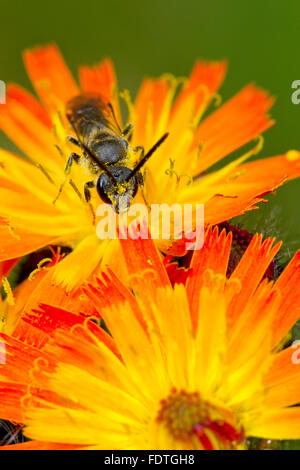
[55,93,168,213]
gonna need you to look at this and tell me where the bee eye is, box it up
[96,166,138,213]
[97,173,114,205]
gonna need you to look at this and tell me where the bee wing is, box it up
[66,93,122,136]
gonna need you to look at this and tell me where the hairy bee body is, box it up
[66,94,129,169]
[62,92,168,213]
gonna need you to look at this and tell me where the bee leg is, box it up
[84,181,95,203]
[138,170,151,210]
[122,123,134,138]
[69,180,82,201]
[137,170,144,185]
[133,146,144,161]
[53,152,80,205]
[55,144,65,159]
[67,135,81,147]
[84,181,96,223]
[35,163,54,184]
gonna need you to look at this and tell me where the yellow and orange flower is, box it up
[0,248,99,338]
[1,43,300,289]
[1,226,300,450]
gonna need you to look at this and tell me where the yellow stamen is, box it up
[2,276,15,306]
[28,257,52,280]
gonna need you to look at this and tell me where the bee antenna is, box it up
[67,113,118,186]
[125,133,169,182]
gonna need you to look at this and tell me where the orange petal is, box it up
[172,60,227,119]
[0,333,54,384]
[84,270,138,314]
[13,304,90,349]
[192,84,274,173]
[79,58,120,123]
[44,325,122,383]
[133,77,172,146]
[23,43,79,113]
[0,222,58,261]
[271,250,300,347]
[264,346,300,408]
[15,301,117,360]
[247,408,300,440]
[118,221,171,296]
[52,235,108,291]
[204,193,264,226]
[227,279,280,367]
[265,346,300,386]
[225,151,300,192]
[0,441,83,450]
[9,261,98,347]
[5,84,51,128]
[0,381,25,422]
[0,85,61,168]
[84,270,148,336]
[186,226,232,331]
[23,265,98,318]
[1,264,51,335]
[227,234,281,327]
[203,151,300,225]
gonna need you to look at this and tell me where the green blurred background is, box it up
[1,0,300,252]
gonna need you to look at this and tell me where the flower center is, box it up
[157,389,244,449]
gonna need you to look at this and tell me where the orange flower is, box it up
[0,44,300,288]
[0,249,99,340]
[1,227,300,450]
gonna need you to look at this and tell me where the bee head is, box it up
[97,166,138,213]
